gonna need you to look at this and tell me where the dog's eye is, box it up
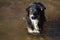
[41,8,43,11]
[30,10,33,12]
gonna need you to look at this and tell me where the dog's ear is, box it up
[41,5,46,11]
[26,7,29,12]
[36,2,46,11]
[26,6,30,16]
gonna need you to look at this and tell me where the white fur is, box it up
[27,27,34,33]
[28,14,40,33]
[27,27,40,33]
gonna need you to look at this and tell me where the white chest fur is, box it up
[27,14,40,33]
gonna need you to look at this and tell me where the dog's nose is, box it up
[29,14,37,19]
[31,16,37,19]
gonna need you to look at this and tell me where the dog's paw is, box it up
[27,27,34,34]
[33,29,40,34]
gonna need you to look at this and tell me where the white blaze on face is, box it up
[28,14,40,33]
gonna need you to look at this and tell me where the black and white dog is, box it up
[24,2,46,34]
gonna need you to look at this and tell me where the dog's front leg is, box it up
[31,19,40,33]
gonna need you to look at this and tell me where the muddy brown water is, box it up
[0,0,60,40]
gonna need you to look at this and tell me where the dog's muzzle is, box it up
[31,15,37,19]
[30,12,38,19]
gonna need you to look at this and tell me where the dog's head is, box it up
[26,2,46,19]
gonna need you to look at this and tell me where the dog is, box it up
[24,2,46,34]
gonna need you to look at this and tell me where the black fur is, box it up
[25,2,46,33]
